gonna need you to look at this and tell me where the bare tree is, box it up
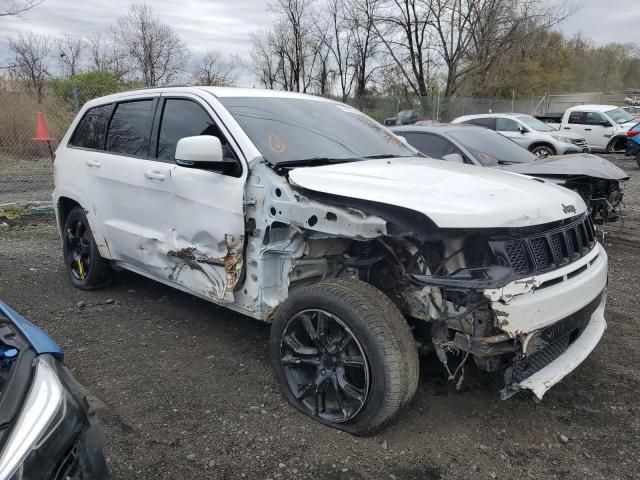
[57,33,84,77]
[324,0,355,102]
[87,34,130,80]
[267,0,316,92]
[192,50,237,86]
[115,2,189,86]
[373,0,438,100]
[347,0,382,101]
[250,30,279,89]
[0,0,43,17]
[8,33,51,100]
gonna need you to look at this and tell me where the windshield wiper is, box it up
[275,157,363,168]
[362,154,412,159]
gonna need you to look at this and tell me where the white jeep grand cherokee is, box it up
[53,86,608,434]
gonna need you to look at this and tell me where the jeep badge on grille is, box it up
[562,204,577,214]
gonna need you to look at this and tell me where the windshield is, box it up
[516,115,556,132]
[606,107,635,124]
[218,96,416,165]
[447,128,537,166]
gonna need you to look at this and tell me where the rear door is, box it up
[141,92,247,303]
[83,96,157,267]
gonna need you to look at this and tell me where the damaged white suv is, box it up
[53,87,608,434]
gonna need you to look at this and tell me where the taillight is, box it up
[627,129,640,137]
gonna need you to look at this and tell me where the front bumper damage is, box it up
[412,242,608,400]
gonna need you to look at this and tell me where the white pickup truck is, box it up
[543,105,637,152]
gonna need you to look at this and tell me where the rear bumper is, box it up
[503,293,606,400]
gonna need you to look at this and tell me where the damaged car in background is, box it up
[53,87,608,434]
[0,301,109,479]
[393,124,628,223]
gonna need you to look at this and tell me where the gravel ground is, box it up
[0,154,639,480]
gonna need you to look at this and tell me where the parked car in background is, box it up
[625,120,640,167]
[383,109,422,126]
[451,113,589,157]
[392,124,628,223]
[621,105,640,118]
[0,301,109,479]
[54,86,609,434]
[541,105,637,152]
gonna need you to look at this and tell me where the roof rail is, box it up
[121,84,194,93]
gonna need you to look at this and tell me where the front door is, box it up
[495,118,527,147]
[138,94,246,303]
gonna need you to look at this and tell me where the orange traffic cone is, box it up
[32,112,52,142]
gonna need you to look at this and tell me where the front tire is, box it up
[531,145,555,158]
[62,206,113,290]
[270,278,418,435]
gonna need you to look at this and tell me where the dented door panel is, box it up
[168,167,245,302]
[138,158,176,280]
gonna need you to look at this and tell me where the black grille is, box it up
[513,292,602,382]
[491,214,596,276]
[503,240,529,274]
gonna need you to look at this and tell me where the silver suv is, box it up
[452,113,589,157]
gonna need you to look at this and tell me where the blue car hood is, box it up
[0,301,63,359]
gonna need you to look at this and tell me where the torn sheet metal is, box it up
[166,234,244,303]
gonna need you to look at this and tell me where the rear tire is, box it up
[270,278,418,435]
[62,206,113,290]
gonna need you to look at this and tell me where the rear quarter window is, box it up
[69,104,113,150]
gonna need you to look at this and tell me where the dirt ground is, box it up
[0,154,639,480]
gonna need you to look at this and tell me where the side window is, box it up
[106,100,154,156]
[496,118,520,132]
[469,118,496,130]
[157,98,237,162]
[585,112,606,126]
[568,112,586,124]
[69,104,112,150]
[402,132,450,159]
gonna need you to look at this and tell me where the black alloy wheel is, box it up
[62,206,113,289]
[280,309,370,423]
[65,218,92,281]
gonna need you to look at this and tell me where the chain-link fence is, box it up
[0,81,130,162]
[0,82,633,164]
[351,93,548,124]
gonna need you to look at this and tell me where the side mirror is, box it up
[600,120,612,127]
[442,153,464,163]
[175,135,223,166]
[518,126,529,134]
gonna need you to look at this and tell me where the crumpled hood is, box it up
[500,154,629,181]
[288,157,587,229]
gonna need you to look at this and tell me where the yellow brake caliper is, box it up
[76,258,86,280]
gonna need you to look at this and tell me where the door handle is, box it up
[144,170,166,181]
[85,159,101,168]
[563,127,571,130]
[585,128,592,131]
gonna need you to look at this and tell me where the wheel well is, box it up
[58,197,81,231]
[607,136,627,152]
[528,142,556,154]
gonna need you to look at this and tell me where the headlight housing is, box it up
[0,356,63,479]
[551,134,573,144]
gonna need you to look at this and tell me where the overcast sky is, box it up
[0,0,638,86]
